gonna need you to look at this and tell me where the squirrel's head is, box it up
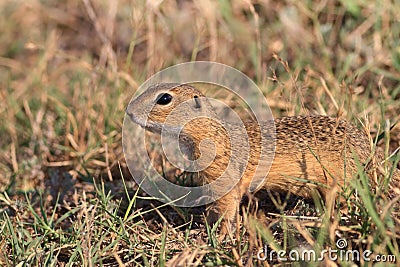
[126,83,216,134]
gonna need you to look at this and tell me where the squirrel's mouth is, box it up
[126,110,187,138]
[127,114,160,133]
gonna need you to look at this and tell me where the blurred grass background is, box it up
[0,0,399,265]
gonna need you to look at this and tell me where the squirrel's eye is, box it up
[156,93,172,105]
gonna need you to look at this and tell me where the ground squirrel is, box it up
[126,83,400,233]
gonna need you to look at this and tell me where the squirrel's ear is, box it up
[193,95,201,109]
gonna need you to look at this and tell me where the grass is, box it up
[0,0,400,266]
